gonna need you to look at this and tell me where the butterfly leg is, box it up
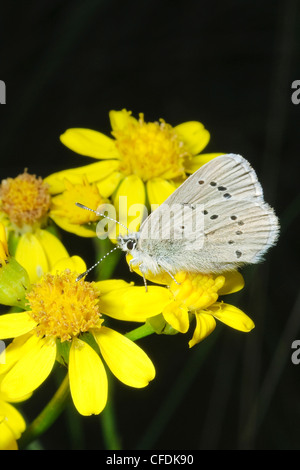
[139,263,148,292]
[142,274,148,292]
[129,257,138,272]
[165,270,180,286]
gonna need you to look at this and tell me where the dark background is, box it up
[1,0,300,450]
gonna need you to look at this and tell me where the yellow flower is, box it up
[0,171,50,229]
[0,383,28,450]
[45,109,222,233]
[102,267,254,347]
[0,171,69,283]
[164,271,254,347]
[0,258,164,416]
[50,176,108,237]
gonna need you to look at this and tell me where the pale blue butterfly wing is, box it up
[137,154,279,275]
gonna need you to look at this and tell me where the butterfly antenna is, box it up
[76,246,119,282]
[75,202,129,232]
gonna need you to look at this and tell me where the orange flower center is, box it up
[26,271,102,342]
[0,172,51,228]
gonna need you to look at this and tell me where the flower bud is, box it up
[0,224,30,308]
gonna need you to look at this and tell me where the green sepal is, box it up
[56,332,100,368]
[79,331,101,355]
[56,339,71,367]
[146,313,179,335]
[0,257,31,309]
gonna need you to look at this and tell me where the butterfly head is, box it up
[117,232,140,254]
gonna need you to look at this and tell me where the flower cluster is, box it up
[0,109,254,449]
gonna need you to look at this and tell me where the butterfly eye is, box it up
[126,240,135,251]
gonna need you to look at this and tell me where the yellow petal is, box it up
[0,334,31,376]
[99,285,172,321]
[218,270,245,296]
[184,153,224,173]
[114,175,146,236]
[109,109,137,132]
[94,326,155,388]
[162,301,190,333]
[0,223,8,257]
[0,313,36,339]
[211,302,255,332]
[50,213,97,237]
[174,121,210,155]
[95,279,133,295]
[0,389,32,404]
[188,313,216,348]
[35,229,69,269]
[45,160,121,195]
[1,335,56,400]
[60,128,120,159]
[0,243,6,261]
[0,400,26,439]
[69,338,107,416]
[50,255,86,276]
[0,337,43,400]
[0,421,18,450]
[114,174,146,206]
[146,178,176,206]
[96,171,123,198]
[15,233,48,283]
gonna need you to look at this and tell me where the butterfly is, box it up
[76,154,279,288]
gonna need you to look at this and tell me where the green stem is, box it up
[18,374,70,449]
[100,376,122,450]
[125,323,155,342]
[94,237,122,281]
